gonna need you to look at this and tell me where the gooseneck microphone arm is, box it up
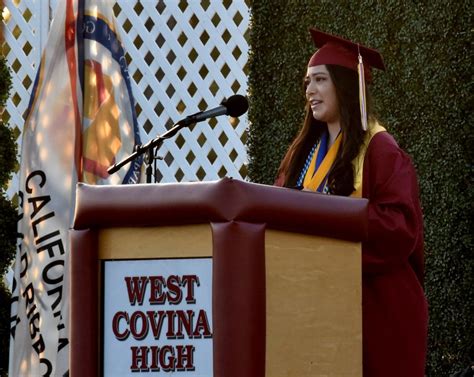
[107,94,249,183]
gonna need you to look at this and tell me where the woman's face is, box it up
[305,65,340,125]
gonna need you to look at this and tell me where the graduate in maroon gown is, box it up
[275,28,428,376]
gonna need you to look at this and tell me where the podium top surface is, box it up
[73,178,368,241]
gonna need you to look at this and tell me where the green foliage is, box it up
[0,56,12,109]
[247,1,473,375]
[0,280,11,377]
[0,192,16,276]
[0,38,17,376]
[0,123,16,188]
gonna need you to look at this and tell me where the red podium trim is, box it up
[73,178,367,241]
[212,221,266,377]
[70,229,99,376]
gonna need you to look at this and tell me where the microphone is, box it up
[181,94,248,125]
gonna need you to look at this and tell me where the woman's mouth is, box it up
[310,99,322,109]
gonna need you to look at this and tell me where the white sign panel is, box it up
[103,258,213,376]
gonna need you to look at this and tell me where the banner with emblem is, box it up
[9,0,142,375]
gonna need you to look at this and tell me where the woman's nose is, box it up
[306,80,316,96]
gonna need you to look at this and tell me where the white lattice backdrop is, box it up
[2,0,250,198]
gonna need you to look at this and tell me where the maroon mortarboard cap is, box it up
[308,28,385,76]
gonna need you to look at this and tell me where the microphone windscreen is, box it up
[222,94,249,117]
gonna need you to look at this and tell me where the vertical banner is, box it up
[9,0,141,375]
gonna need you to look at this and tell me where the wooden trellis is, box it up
[2,0,250,197]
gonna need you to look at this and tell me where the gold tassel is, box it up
[358,52,368,131]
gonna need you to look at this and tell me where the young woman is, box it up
[275,28,428,376]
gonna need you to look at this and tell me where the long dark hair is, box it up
[277,64,372,196]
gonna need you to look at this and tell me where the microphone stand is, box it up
[107,118,195,183]
[108,94,248,182]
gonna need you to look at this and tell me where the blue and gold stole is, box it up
[300,130,342,193]
[350,121,386,198]
[298,121,386,196]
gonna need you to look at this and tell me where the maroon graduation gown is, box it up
[361,131,427,376]
[275,131,428,376]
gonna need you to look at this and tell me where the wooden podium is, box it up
[70,178,367,377]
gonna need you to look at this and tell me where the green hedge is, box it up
[247,1,473,375]
[0,51,17,375]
